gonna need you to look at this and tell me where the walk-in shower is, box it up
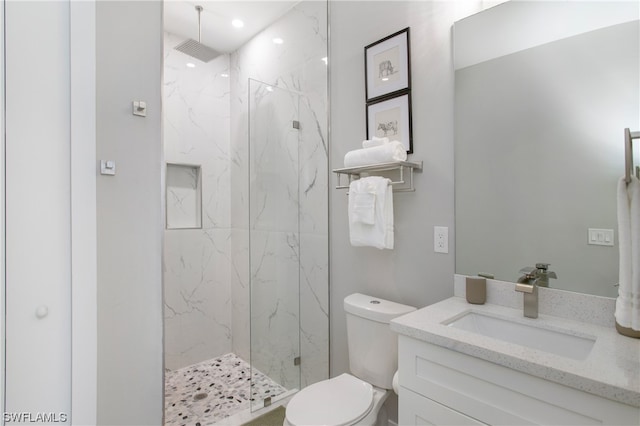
[162,1,328,423]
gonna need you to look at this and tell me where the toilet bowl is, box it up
[283,373,389,426]
[283,294,416,426]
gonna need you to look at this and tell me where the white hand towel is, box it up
[352,192,376,225]
[344,141,407,168]
[615,175,640,331]
[348,176,394,249]
[362,136,389,149]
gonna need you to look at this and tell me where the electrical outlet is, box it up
[434,226,448,253]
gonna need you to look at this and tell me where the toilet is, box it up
[284,293,416,426]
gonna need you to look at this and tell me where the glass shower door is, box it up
[248,78,301,409]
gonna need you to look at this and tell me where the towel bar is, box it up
[333,160,423,192]
[625,128,639,184]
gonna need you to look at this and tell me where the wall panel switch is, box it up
[133,100,147,117]
[434,226,449,253]
[588,228,614,246]
[100,160,116,176]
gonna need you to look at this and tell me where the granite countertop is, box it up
[390,296,640,408]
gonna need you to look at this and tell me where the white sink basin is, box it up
[445,311,596,360]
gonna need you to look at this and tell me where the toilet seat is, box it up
[285,373,374,426]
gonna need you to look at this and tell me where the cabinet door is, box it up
[399,336,640,425]
[399,387,487,426]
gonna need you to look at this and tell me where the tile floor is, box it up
[164,353,287,426]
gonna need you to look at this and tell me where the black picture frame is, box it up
[366,91,413,154]
[364,28,411,102]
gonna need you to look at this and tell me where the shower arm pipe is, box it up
[196,5,203,43]
[625,128,640,184]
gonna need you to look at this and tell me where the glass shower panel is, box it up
[248,78,301,409]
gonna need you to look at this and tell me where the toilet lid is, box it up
[286,374,374,426]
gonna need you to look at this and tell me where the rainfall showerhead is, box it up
[174,5,220,63]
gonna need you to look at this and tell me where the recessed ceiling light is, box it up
[221,73,229,78]
[186,62,196,68]
[272,38,284,45]
[266,86,274,92]
[382,77,389,81]
[232,19,244,28]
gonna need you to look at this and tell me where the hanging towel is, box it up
[348,176,394,249]
[351,191,376,225]
[344,141,407,168]
[362,136,389,149]
[615,175,640,331]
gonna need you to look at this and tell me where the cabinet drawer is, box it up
[399,336,640,425]
[399,386,487,425]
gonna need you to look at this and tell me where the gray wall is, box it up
[330,1,466,379]
[96,1,163,424]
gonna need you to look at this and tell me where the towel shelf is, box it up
[333,160,423,192]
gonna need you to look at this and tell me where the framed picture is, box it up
[364,27,411,102]
[366,92,413,154]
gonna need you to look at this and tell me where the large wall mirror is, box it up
[454,1,639,297]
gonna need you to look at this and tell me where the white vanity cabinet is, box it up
[398,336,640,425]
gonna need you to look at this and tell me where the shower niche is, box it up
[165,163,202,229]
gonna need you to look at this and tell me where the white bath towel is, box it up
[362,136,389,149]
[615,175,640,331]
[348,176,394,249]
[344,141,407,168]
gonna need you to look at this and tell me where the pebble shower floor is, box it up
[164,353,287,425]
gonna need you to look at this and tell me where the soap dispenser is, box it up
[466,275,487,305]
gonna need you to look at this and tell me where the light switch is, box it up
[133,100,147,117]
[100,160,116,176]
[588,228,614,246]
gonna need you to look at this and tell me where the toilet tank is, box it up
[344,293,416,389]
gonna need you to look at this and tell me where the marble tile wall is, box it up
[163,32,233,370]
[230,1,329,392]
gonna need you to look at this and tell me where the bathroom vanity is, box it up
[390,276,640,425]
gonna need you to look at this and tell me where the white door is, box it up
[4,1,72,422]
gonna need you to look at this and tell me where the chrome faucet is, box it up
[517,263,557,288]
[515,280,539,318]
[515,263,557,318]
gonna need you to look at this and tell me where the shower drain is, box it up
[194,392,208,401]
